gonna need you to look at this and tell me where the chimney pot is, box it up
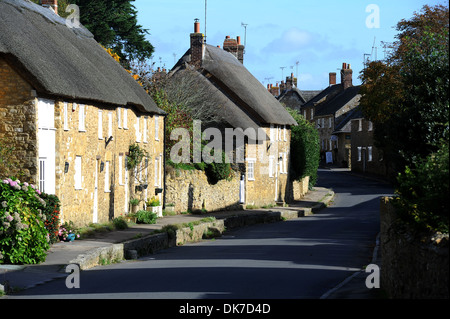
[194,18,200,33]
[329,72,337,86]
[237,36,241,45]
[42,0,58,15]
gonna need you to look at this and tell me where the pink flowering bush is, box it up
[0,178,50,264]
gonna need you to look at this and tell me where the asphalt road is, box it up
[10,169,394,300]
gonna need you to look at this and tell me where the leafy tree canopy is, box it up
[359,4,449,173]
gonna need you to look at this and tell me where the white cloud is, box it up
[263,27,316,53]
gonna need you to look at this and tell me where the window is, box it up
[78,104,86,132]
[143,116,148,143]
[64,102,69,131]
[282,153,287,174]
[270,124,275,142]
[247,159,255,181]
[118,155,123,185]
[358,119,362,131]
[329,117,332,128]
[310,109,314,120]
[357,147,362,162]
[98,110,103,139]
[155,116,159,140]
[117,107,122,129]
[283,125,287,141]
[108,112,113,137]
[368,146,373,162]
[75,156,82,190]
[104,161,110,192]
[39,158,46,193]
[368,121,373,131]
[136,117,141,142]
[154,157,161,186]
[123,108,128,129]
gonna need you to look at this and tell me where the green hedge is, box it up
[287,108,320,188]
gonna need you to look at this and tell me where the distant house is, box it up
[0,0,165,226]
[350,109,389,177]
[301,63,361,166]
[168,20,297,207]
[278,74,322,112]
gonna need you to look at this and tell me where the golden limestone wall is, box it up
[55,101,164,226]
[245,125,291,207]
[0,57,37,182]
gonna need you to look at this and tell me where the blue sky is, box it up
[134,0,447,90]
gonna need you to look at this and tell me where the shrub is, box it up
[286,108,320,188]
[393,142,449,233]
[134,210,157,224]
[0,179,50,264]
[40,193,61,244]
[58,221,81,241]
[112,217,128,230]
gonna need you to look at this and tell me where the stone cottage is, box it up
[166,20,297,210]
[0,0,165,226]
[301,63,361,166]
[350,108,389,177]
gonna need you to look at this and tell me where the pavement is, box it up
[0,186,384,299]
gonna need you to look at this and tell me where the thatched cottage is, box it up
[167,20,297,208]
[0,0,165,226]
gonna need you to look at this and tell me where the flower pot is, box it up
[148,205,162,217]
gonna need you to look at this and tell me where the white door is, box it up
[93,159,99,223]
[38,99,56,195]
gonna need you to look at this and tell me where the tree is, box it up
[359,4,449,174]
[71,0,154,63]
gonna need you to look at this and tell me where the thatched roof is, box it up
[0,0,164,115]
[171,44,297,129]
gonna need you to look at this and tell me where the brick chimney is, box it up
[340,63,353,90]
[329,72,337,86]
[41,0,58,15]
[190,19,204,68]
[237,36,245,64]
[223,36,238,57]
[285,73,297,89]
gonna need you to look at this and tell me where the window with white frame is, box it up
[247,159,255,181]
[143,116,148,143]
[118,155,123,185]
[75,156,82,190]
[368,121,373,131]
[136,116,141,142]
[98,110,103,139]
[357,147,362,161]
[154,157,160,186]
[78,104,86,132]
[358,119,362,131]
[117,107,122,128]
[104,161,110,192]
[123,108,128,129]
[368,146,373,161]
[155,116,159,140]
[270,124,275,142]
[108,112,113,137]
[64,102,69,131]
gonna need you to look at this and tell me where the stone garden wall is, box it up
[380,197,449,299]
